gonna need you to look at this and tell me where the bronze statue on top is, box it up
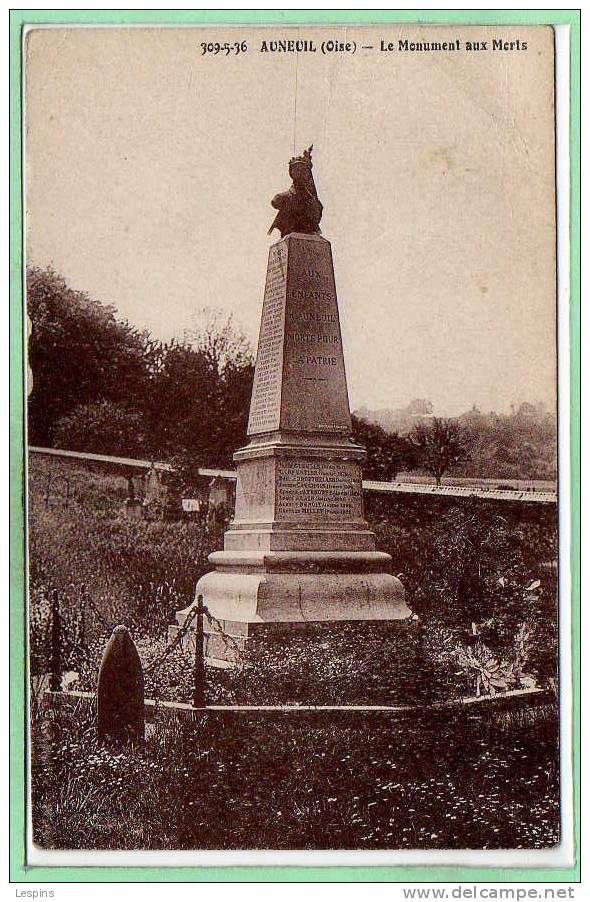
[268,145,323,238]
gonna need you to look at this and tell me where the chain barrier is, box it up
[141,604,244,678]
[143,604,198,676]
[83,592,116,634]
[204,609,243,657]
[41,580,245,709]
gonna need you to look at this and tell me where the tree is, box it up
[26,269,256,468]
[146,309,254,470]
[51,400,146,458]
[457,405,557,480]
[409,416,469,484]
[184,307,253,376]
[406,398,434,416]
[351,415,412,480]
[27,267,154,446]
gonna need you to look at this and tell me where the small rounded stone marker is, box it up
[97,625,145,742]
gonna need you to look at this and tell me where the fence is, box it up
[30,445,557,506]
[33,582,241,711]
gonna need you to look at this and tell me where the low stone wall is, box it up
[43,685,553,731]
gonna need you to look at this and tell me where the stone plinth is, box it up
[176,233,411,665]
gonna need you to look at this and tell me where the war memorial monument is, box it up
[176,148,412,664]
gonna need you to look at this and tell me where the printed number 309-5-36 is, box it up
[201,41,248,56]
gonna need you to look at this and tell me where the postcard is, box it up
[10,12,580,885]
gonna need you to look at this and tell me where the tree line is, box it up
[27,267,254,470]
[27,267,554,483]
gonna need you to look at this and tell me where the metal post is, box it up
[49,588,62,692]
[78,583,87,649]
[192,595,206,708]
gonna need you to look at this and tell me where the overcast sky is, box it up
[25,25,556,415]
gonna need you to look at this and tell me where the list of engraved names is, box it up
[276,460,362,521]
[248,243,287,433]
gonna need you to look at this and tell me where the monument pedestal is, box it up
[175,233,411,667]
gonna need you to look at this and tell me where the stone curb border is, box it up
[42,686,552,722]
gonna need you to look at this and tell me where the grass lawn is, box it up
[33,701,559,851]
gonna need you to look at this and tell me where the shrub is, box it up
[27,458,221,674]
[51,400,146,458]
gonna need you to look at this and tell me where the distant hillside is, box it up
[354,399,435,435]
[353,401,557,481]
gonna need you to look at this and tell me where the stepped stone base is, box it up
[172,232,413,672]
[175,549,410,666]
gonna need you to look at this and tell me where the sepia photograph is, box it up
[13,15,578,875]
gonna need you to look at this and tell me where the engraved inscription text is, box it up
[248,244,287,433]
[276,459,362,521]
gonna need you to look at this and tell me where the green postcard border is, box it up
[9,8,581,884]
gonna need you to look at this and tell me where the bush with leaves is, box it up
[52,400,146,458]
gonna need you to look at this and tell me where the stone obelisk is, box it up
[177,147,411,663]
